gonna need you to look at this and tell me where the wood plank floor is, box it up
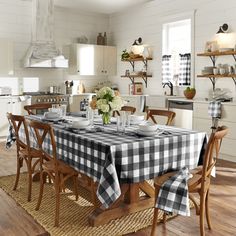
[0,142,236,236]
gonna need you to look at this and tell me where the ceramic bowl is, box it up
[71,119,90,128]
[138,122,158,132]
[44,112,60,119]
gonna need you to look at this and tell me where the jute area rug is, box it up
[0,143,171,236]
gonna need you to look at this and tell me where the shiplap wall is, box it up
[109,0,236,98]
[0,0,109,94]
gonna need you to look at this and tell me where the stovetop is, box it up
[23,92,65,96]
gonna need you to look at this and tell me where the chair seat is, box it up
[43,159,78,175]
[19,148,42,159]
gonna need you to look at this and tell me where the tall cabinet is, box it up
[68,44,117,76]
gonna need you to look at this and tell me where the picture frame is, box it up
[205,41,218,52]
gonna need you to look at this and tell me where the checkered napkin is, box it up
[156,167,191,216]
[208,101,222,118]
[5,124,16,149]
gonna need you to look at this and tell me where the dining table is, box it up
[20,115,207,226]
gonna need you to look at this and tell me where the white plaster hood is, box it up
[24,0,68,68]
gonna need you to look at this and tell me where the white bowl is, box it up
[130,115,145,122]
[71,119,90,129]
[44,112,60,119]
[138,122,158,132]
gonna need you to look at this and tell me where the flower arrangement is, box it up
[90,87,125,124]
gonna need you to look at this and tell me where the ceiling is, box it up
[54,0,153,14]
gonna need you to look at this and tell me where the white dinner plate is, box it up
[136,129,164,137]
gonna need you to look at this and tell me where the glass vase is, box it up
[102,112,111,125]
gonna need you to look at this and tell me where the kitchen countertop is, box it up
[167,97,236,106]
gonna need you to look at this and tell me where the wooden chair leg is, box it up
[35,172,45,211]
[200,192,206,236]
[205,190,212,230]
[27,159,32,202]
[151,208,159,236]
[163,212,167,224]
[54,180,60,227]
[73,175,79,201]
[13,157,22,191]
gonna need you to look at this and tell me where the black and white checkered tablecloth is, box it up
[20,117,207,208]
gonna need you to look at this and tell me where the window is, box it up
[23,77,39,92]
[162,18,192,86]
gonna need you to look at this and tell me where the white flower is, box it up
[109,96,125,111]
[97,87,114,99]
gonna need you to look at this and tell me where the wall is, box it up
[109,0,236,98]
[0,0,109,94]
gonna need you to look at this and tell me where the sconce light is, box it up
[132,37,142,45]
[131,37,144,55]
[216,24,229,34]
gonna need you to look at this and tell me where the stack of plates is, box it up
[43,112,61,121]
[130,115,145,125]
[137,122,163,136]
[201,66,214,75]
[71,118,90,129]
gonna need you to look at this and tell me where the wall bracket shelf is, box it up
[121,57,152,87]
[197,50,236,90]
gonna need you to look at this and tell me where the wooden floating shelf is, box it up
[121,57,153,62]
[121,75,152,78]
[197,51,236,57]
[197,74,236,78]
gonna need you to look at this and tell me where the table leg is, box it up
[88,181,155,226]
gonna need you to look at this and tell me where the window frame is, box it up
[161,10,196,87]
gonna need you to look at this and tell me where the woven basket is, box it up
[184,90,196,99]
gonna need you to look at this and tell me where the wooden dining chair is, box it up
[151,126,228,236]
[24,103,53,115]
[7,113,42,201]
[113,106,136,117]
[146,109,176,125]
[29,120,79,227]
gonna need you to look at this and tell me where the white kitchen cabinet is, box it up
[0,39,13,75]
[68,44,116,76]
[193,101,236,162]
[0,97,28,137]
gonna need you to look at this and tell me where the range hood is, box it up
[24,0,68,68]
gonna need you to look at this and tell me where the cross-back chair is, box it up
[151,126,228,236]
[146,109,176,125]
[113,106,136,117]
[7,113,42,201]
[24,103,53,115]
[29,120,79,227]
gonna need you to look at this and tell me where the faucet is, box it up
[163,81,173,96]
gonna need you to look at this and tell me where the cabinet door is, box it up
[0,99,11,137]
[93,45,104,75]
[103,46,117,75]
[11,98,22,115]
[0,39,13,75]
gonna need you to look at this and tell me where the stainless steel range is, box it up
[30,94,69,105]
[25,92,70,114]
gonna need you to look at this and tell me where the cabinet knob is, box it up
[105,70,107,73]
[77,70,80,72]
[101,70,104,73]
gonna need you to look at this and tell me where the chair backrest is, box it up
[146,109,176,125]
[24,103,53,115]
[113,106,136,117]
[6,113,30,150]
[28,120,57,167]
[201,126,228,184]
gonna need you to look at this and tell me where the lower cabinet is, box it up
[0,97,28,137]
[193,102,236,162]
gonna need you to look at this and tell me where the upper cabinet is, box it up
[68,44,117,76]
[0,39,13,75]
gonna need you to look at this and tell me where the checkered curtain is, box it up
[162,55,172,83]
[179,53,191,86]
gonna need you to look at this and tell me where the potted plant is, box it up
[184,87,196,99]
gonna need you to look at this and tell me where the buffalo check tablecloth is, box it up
[20,117,207,208]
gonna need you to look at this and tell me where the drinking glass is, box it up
[120,111,126,133]
[116,116,122,132]
[60,104,67,117]
[87,107,94,126]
